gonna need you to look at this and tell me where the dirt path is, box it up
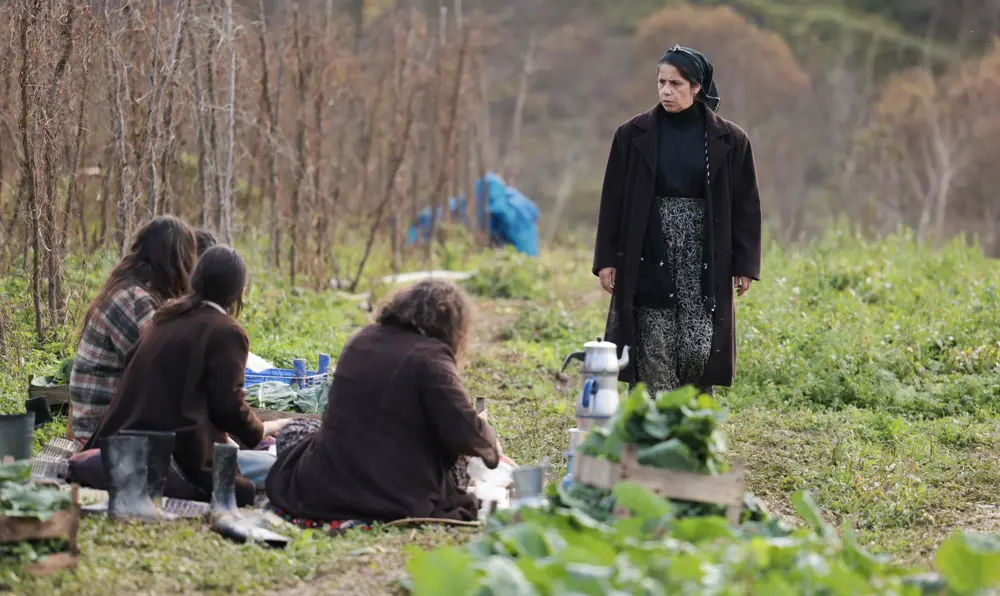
[469,299,520,348]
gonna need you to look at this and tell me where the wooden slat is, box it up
[573,454,623,489]
[574,447,747,525]
[25,553,78,576]
[0,483,80,545]
[27,383,71,406]
[0,510,76,543]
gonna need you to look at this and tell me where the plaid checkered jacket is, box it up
[69,284,158,443]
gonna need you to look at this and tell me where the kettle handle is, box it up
[581,377,597,409]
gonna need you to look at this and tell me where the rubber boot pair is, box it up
[0,412,35,463]
[209,443,289,548]
[99,431,177,521]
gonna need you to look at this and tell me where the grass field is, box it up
[2,227,999,594]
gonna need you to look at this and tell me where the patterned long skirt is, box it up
[634,197,714,396]
[275,419,472,492]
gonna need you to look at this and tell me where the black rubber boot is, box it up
[210,442,290,548]
[101,435,161,521]
[0,412,35,462]
[120,430,176,506]
[211,442,239,514]
[24,397,53,428]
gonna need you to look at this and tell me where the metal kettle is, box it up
[561,338,630,429]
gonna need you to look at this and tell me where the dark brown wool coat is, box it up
[593,102,762,387]
[265,323,500,523]
[84,306,264,506]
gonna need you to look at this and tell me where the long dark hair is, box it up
[84,216,197,327]
[375,279,474,364]
[154,245,248,323]
[195,229,218,256]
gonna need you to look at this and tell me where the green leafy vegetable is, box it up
[935,531,1000,593]
[29,356,75,387]
[245,378,331,414]
[406,486,1000,594]
[0,459,72,521]
[405,382,1000,594]
[569,384,749,519]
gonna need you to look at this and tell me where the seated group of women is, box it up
[69,215,504,524]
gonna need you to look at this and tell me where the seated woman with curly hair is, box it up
[265,279,504,529]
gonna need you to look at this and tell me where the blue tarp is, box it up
[407,172,540,256]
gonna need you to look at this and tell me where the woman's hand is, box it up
[262,418,292,437]
[598,267,616,294]
[734,276,753,297]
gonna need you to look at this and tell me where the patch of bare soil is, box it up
[469,299,520,348]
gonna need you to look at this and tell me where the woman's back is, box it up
[86,303,263,504]
[70,215,198,443]
[70,284,158,443]
[266,323,499,522]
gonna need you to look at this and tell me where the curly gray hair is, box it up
[375,278,474,362]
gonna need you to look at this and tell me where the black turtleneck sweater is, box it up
[655,104,705,199]
[635,103,713,309]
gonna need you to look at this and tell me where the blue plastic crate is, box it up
[245,368,330,387]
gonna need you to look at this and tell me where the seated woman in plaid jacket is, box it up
[69,216,197,445]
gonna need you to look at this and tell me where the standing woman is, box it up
[70,216,197,444]
[593,46,762,395]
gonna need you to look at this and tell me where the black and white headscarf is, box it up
[659,45,722,113]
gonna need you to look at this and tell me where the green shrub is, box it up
[463,246,550,300]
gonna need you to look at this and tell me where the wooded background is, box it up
[1,0,998,341]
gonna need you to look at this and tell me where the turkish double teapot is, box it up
[561,337,630,429]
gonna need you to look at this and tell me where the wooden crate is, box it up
[27,381,71,407]
[0,484,80,575]
[573,445,746,525]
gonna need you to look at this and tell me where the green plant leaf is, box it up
[792,490,836,540]
[405,546,480,595]
[635,439,700,472]
[654,385,698,411]
[498,524,551,558]
[479,556,539,596]
[611,481,672,520]
[670,516,734,543]
[935,531,1000,593]
[640,408,672,441]
[0,460,31,483]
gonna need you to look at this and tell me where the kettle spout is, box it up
[617,345,630,370]
[561,351,585,373]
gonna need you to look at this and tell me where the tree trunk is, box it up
[221,0,237,244]
[18,0,44,341]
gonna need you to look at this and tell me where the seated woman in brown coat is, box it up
[81,245,288,506]
[265,279,502,527]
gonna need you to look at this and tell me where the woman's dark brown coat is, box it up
[84,305,264,506]
[265,323,500,523]
[593,103,762,387]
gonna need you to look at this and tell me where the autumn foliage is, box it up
[847,39,1000,252]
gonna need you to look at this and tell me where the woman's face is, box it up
[658,63,701,113]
